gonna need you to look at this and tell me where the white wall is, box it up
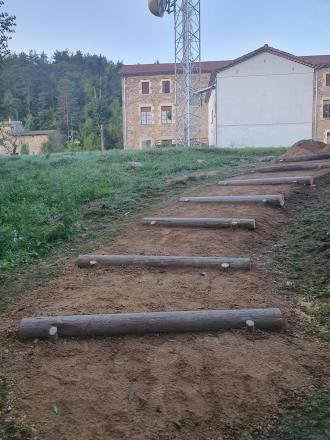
[216,52,315,148]
[208,89,216,146]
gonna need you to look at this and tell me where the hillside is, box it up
[0,147,280,310]
[1,147,329,440]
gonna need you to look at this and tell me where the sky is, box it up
[5,0,330,64]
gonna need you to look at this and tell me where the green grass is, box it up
[257,390,330,440]
[261,176,330,440]
[0,147,283,311]
[0,383,31,439]
[274,178,330,340]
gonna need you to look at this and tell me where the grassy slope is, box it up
[258,176,330,440]
[275,178,330,340]
[0,147,282,438]
[0,147,282,312]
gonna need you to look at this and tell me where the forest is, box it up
[0,50,123,150]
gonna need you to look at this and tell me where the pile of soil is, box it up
[281,139,330,159]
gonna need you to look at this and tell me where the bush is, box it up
[42,132,65,153]
[20,143,29,155]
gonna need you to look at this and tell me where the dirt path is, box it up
[1,167,330,440]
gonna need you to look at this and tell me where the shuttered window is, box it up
[161,106,172,124]
[140,107,152,124]
[162,80,171,94]
[141,81,150,94]
[323,101,330,119]
[161,139,172,145]
[326,74,330,86]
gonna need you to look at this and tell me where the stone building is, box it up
[120,61,230,149]
[120,47,330,149]
[314,65,330,144]
[0,120,59,155]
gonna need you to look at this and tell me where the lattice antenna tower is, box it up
[148,0,202,147]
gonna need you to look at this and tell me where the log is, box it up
[19,308,283,339]
[274,153,330,163]
[142,217,256,230]
[179,195,284,207]
[251,163,330,173]
[77,255,251,270]
[218,176,313,186]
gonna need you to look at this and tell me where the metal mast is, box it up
[174,0,201,147]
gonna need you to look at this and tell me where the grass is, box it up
[259,175,330,440]
[257,390,330,440]
[0,383,31,439]
[274,176,330,340]
[0,146,283,312]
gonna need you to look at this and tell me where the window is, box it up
[162,80,171,94]
[140,107,152,124]
[161,139,172,146]
[323,100,330,119]
[326,74,330,87]
[141,81,150,95]
[141,140,152,149]
[161,106,172,124]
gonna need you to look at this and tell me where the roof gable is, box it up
[214,45,315,75]
[119,46,330,78]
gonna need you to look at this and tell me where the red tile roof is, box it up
[119,47,330,77]
[120,60,232,76]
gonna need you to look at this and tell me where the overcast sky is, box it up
[6,0,330,64]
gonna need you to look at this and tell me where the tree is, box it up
[0,50,123,146]
[0,1,15,60]
[56,77,79,139]
[106,98,123,149]
[0,124,19,154]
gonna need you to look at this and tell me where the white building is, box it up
[208,45,316,148]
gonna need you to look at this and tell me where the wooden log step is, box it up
[274,153,330,163]
[251,163,330,173]
[179,195,284,207]
[142,217,256,230]
[218,176,313,186]
[19,308,283,339]
[77,255,251,270]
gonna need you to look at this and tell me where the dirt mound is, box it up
[282,139,330,159]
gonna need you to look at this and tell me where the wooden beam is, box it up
[142,217,256,230]
[218,176,313,186]
[179,195,284,207]
[19,308,283,339]
[251,163,330,173]
[77,255,251,270]
[274,153,330,163]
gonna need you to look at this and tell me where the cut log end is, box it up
[48,326,58,343]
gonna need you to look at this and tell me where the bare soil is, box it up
[282,139,330,158]
[1,169,330,440]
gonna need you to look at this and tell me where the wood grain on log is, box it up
[218,176,313,186]
[274,153,330,163]
[251,163,330,173]
[179,195,284,207]
[142,217,256,230]
[77,255,251,270]
[19,308,283,339]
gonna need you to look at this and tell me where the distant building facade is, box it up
[0,120,58,155]
[315,66,330,145]
[120,61,230,149]
[120,46,330,149]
